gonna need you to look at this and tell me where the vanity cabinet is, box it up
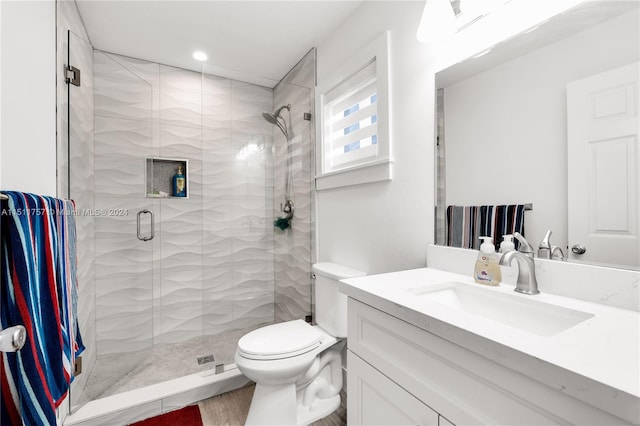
[346,298,630,426]
[348,351,439,425]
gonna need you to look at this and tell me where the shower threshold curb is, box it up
[64,364,250,426]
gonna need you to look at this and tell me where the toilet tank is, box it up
[312,262,366,338]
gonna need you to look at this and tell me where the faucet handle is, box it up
[538,230,552,259]
[513,232,534,256]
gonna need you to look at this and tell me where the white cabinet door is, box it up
[567,61,639,268]
[348,350,439,426]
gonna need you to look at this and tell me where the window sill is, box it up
[316,159,393,190]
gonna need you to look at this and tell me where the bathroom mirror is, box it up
[435,1,640,270]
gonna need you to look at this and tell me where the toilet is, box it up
[235,262,366,426]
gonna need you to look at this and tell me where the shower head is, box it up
[262,112,279,125]
[263,104,291,139]
[262,104,291,124]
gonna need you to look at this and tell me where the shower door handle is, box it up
[137,209,155,241]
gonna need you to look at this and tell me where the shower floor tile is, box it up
[83,324,266,401]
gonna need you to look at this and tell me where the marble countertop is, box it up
[340,267,640,423]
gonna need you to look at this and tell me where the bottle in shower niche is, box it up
[173,165,186,197]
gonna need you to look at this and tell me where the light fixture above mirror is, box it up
[416,0,510,44]
[416,0,456,44]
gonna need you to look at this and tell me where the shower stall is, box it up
[61,20,316,418]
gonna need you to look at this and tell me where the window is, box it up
[316,31,391,190]
[323,61,378,173]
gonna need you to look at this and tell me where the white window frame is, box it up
[315,31,392,190]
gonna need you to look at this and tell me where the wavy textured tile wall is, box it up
[93,52,275,356]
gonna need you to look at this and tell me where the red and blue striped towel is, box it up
[446,204,526,250]
[1,192,84,425]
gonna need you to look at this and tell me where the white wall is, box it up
[444,10,639,251]
[0,0,57,196]
[316,1,436,275]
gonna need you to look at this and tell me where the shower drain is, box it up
[197,354,215,365]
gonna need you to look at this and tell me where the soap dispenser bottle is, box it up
[499,234,515,253]
[474,236,502,286]
[173,165,186,197]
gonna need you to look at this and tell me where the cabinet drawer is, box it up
[348,350,439,426]
[347,298,627,426]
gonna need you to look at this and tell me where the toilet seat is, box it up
[238,320,322,360]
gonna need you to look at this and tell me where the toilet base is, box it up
[245,382,341,426]
[245,382,297,425]
[296,393,340,425]
[238,329,344,426]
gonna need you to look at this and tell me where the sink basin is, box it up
[411,282,594,337]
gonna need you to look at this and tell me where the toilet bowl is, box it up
[235,262,366,426]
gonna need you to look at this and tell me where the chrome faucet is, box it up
[538,230,552,259]
[499,251,540,295]
[501,232,539,295]
[513,232,534,258]
[538,230,566,261]
[551,246,566,261]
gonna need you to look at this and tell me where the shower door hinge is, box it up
[65,65,81,87]
[73,356,83,376]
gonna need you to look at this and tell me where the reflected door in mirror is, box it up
[567,62,639,268]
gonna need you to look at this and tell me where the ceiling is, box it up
[436,1,639,87]
[76,1,362,87]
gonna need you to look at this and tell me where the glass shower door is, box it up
[273,76,315,322]
[66,31,156,411]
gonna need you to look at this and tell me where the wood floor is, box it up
[198,384,347,426]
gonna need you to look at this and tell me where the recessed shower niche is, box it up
[146,157,189,198]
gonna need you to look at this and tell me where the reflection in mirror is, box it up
[435,1,639,270]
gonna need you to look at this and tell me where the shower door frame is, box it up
[65,32,156,413]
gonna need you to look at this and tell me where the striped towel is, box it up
[446,204,526,250]
[1,192,84,426]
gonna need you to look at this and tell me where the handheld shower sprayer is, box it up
[262,104,291,139]
[263,104,295,230]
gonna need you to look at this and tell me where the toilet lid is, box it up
[238,320,322,359]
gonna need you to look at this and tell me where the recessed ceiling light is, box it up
[193,51,208,61]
